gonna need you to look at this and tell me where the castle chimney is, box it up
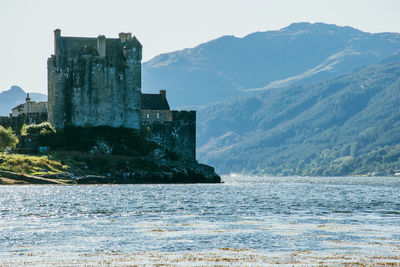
[97,35,106,59]
[26,93,31,102]
[119,32,132,43]
[160,90,166,98]
[54,29,61,66]
[54,29,61,56]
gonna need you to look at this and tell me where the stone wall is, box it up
[48,30,142,130]
[142,111,196,162]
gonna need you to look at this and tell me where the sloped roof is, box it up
[141,94,170,110]
[125,36,142,49]
[12,103,24,111]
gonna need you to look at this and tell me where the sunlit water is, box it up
[1,176,400,265]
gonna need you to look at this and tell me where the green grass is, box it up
[0,153,68,175]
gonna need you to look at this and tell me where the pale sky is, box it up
[0,0,399,94]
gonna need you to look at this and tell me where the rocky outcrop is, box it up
[75,164,221,184]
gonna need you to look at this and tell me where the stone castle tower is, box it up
[47,29,142,129]
[46,30,196,162]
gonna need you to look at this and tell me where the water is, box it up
[1,176,400,265]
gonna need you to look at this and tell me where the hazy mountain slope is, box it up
[197,55,400,175]
[143,22,400,108]
[0,86,47,116]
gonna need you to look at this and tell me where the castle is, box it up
[1,30,196,162]
[47,29,196,161]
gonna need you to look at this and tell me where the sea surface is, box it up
[1,175,400,265]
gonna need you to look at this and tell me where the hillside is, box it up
[197,55,400,176]
[0,86,47,116]
[143,22,400,108]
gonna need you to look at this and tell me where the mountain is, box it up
[0,86,47,116]
[143,22,400,108]
[197,55,400,176]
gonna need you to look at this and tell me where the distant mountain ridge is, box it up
[0,86,47,116]
[197,55,400,176]
[143,22,400,108]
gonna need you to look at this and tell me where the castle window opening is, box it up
[156,112,160,119]
[146,113,150,119]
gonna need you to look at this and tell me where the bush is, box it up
[22,122,56,147]
[0,126,19,152]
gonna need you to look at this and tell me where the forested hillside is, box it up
[197,55,400,176]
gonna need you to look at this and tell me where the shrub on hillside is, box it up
[21,122,57,147]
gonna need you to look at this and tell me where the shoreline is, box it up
[0,152,221,185]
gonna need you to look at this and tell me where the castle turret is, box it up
[54,29,61,65]
[97,35,106,59]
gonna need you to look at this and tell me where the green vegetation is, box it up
[53,126,158,156]
[0,151,161,178]
[48,151,161,177]
[0,126,163,177]
[0,126,18,152]
[198,58,400,176]
[21,122,56,147]
[254,145,400,176]
[0,154,67,176]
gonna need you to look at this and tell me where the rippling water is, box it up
[1,176,400,265]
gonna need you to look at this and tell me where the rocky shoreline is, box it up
[0,162,221,185]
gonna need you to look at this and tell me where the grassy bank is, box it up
[0,152,221,184]
[0,153,67,176]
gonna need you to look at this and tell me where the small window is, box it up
[146,113,150,119]
[156,113,160,119]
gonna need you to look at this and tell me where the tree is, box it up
[0,126,18,152]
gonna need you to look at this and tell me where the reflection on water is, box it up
[1,176,400,265]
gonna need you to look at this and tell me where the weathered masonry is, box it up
[48,30,142,129]
[47,30,196,162]
[141,90,196,162]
